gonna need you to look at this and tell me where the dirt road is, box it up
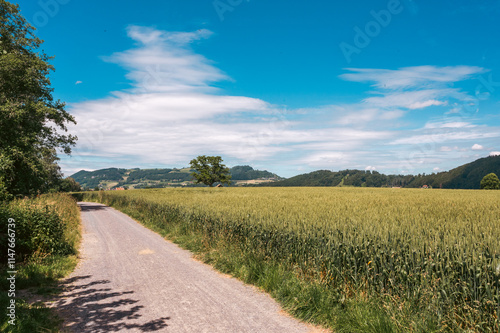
[54,202,316,332]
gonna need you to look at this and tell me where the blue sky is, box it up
[14,0,500,177]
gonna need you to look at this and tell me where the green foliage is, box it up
[0,193,80,331]
[83,188,500,332]
[480,173,500,189]
[0,194,78,261]
[0,294,62,333]
[189,155,232,187]
[127,168,193,182]
[267,169,412,187]
[230,165,279,180]
[0,0,76,198]
[0,179,13,201]
[57,177,81,192]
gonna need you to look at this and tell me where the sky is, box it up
[13,0,500,178]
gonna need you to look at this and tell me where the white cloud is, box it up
[75,81,82,85]
[336,108,378,125]
[471,144,484,150]
[392,130,499,145]
[364,89,472,110]
[490,151,500,156]
[433,167,440,171]
[103,26,228,94]
[445,106,462,114]
[365,166,376,171]
[126,26,213,45]
[339,66,486,90]
[408,99,446,109]
[334,107,405,125]
[424,121,475,129]
[305,152,345,165]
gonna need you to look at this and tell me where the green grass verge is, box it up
[0,255,78,333]
[1,194,81,332]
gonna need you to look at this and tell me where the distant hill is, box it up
[71,156,499,190]
[405,155,500,189]
[230,165,281,180]
[70,165,281,189]
[262,156,500,189]
[262,169,412,187]
[71,168,128,189]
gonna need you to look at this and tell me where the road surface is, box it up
[53,202,320,333]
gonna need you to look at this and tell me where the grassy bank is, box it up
[1,193,81,332]
[79,188,500,332]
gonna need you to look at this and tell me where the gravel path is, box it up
[54,202,319,333]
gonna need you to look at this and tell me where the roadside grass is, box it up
[0,193,81,332]
[0,292,62,333]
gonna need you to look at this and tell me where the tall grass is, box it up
[0,193,81,332]
[83,187,500,332]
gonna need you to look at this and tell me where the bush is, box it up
[480,173,500,189]
[0,198,74,262]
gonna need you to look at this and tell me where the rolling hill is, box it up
[404,155,500,189]
[260,155,500,189]
[70,165,281,189]
[70,156,500,190]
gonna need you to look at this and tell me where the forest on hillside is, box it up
[262,156,500,189]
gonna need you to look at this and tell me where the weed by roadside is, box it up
[0,193,81,332]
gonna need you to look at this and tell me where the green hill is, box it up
[71,165,281,189]
[230,165,280,180]
[263,169,413,187]
[263,156,500,189]
[405,155,500,189]
[70,156,500,190]
[70,168,127,189]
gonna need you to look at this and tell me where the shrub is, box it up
[0,197,75,262]
[480,173,500,189]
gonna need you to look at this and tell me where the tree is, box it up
[480,173,500,190]
[189,155,231,187]
[58,177,81,192]
[0,1,76,198]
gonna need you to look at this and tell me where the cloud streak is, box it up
[339,66,486,90]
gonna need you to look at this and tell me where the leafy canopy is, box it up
[480,173,500,190]
[58,177,81,192]
[189,155,231,187]
[0,0,76,198]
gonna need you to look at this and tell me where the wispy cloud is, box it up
[339,66,486,90]
[423,121,476,129]
[391,129,499,145]
[103,26,228,93]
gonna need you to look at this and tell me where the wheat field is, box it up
[84,187,500,331]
